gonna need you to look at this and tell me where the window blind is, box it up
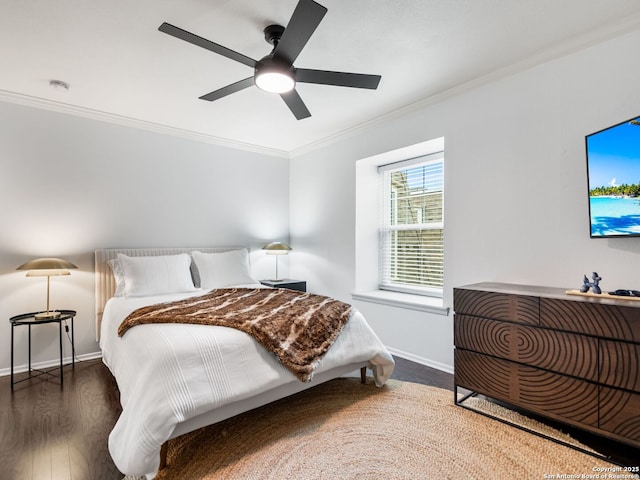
[379,152,444,296]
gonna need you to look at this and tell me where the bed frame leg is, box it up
[360,366,367,384]
[159,442,168,470]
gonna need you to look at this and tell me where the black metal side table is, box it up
[10,309,76,390]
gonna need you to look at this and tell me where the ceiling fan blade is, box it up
[199,77,255,102]
[296,69,381,89]
[273,0,327,65]
[280,89,311,120]
[159,22,257,69]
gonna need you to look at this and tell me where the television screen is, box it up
[586,115,640,238]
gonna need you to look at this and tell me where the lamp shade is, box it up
[262,242,292,255]
[17,257,77,276]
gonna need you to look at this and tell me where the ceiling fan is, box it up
[158,0,381,120]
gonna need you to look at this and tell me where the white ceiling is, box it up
[2,0,640,156]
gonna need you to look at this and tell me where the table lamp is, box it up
[262,242,291,281]
[17,257,77,319]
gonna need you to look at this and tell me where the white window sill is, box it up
[351,290,450,315]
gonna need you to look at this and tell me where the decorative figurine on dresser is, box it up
[580,272,602,294]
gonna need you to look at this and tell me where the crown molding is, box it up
[0,89,290,159]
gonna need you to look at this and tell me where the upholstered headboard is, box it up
[94,246,245,341]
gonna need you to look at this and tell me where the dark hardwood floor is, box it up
[0,359,123,480]
[1,356,637,479]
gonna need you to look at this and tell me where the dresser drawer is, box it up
[599,340,640,392]
[455,349,512,400]
[455,315,598,381]
[540,298,640,342]
[599,386,640,445]
[453,288,539,325]
[455,350,599,428]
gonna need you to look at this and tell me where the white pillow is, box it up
[192,249,256,289]
[117,253,197,297]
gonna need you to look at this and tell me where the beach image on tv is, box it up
[587,116,640,237]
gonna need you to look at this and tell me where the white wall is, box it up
[290,28,640,372]
[0,101,289,374]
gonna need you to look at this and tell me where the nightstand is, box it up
[260,279,307,292]
[10,310,76,390]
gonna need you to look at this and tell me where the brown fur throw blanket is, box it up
[118,288,353,382]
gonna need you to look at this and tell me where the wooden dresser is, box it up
[453,282,640,448]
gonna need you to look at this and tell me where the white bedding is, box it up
[100,285,395,477]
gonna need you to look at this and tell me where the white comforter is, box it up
[100,286,394,477]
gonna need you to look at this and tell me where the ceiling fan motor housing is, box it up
[256,55,294,77]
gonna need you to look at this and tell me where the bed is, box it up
[95,247,395,478]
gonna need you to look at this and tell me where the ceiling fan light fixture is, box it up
[255,57,295,94]
[255,71,295,93]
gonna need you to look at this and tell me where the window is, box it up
[378,151,444,296]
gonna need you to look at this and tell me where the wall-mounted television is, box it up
[586,115,640,238]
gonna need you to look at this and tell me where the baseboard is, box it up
[0,351,103,378]
[386,347,454,375]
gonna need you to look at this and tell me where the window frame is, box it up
[378,151,444,298]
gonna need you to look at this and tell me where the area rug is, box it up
[146,378,618,479]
